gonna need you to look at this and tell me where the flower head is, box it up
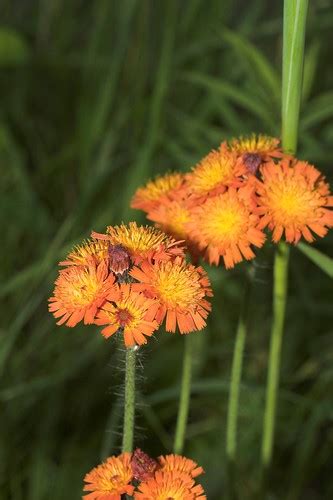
[94,284,159,346]
[158,454,204,479]
[187,188,265,268]
[49,261,115,327]
[229,134,282,174]
[186,146,243,198]
[256,159,333,243]
[146,197,194,243]
[130,257,212,334]
[92,222,184,264]
[131,172,185,211]
[83,452,134,500]
[134,470,206,500]
[60,239,109,267]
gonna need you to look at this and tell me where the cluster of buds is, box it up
[83,449,206,499]
[48,222,213,347]
[132,134,333,268]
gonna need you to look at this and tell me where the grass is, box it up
[1,1,333,498]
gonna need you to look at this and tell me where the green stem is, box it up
[261,242,289,467]
[226,280,250,462]
[174,335,193,454]
[122,347,136,453]
[261,0,308,473]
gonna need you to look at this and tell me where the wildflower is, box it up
[92,222,184,264]
[187,188,265,269]
[131,172,185,212]
[131,448,159,482]
[146,197,194,243]
[130,257,212,334]
[60,239,109,267]
[134,470,206,499]
[158,454,204,479]
[185,146,243,198]
[256,159,333,243]
[94,284,159,346]
[48,261,115,327]
[83,452,134,500]
[228,134,282,174]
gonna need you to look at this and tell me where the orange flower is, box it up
[94,284,159,346]
[48,261,116,327]
[130,257,212,334]
[256,159,333,243]
[158,454,204,479]
[131,172,185,211]
[134,470,206,500]
[92,222,184,264]
[146,196,194,243]
[187,188,265,269]
[185,146,243,198]
[228,134,282,174]
[60,239,109,267]
[83,452,134,500]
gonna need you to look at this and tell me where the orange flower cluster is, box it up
[131,134,333,268]
[49,223,212,346]
[83,449,206,499]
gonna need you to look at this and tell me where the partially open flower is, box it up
[256,159,333,243]
[60,239,109,267]
[131,172,185,212]
[134,470,206,499]
[130,257,212,334]
[94,284,159,346]
[48,261,115,327]
[185,146,243,198]
[187,188,265,269]
[83,452,134,500]
[158,454,204,479]
[92,222,184,264]
[228,134,282,174]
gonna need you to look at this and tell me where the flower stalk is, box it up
[174,334,193,454]
[122,346,136,453]
[261,0,309,472]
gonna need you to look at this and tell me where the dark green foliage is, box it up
[1,1,332,498]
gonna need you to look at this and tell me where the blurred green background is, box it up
[1,1,333,499]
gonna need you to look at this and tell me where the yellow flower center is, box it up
[107,223,168,254]
[191,150,236,193]
[62,268,102,307]
[230,134,278,154]
[153,262,202,310]
[266,179,316,225]
[141,173,183,201]
[200,197,248,245]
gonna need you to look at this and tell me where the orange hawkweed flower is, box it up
[83,452,134,500]
[185,146,243,198]
[146,196,194,243]
[229,134,282,174]
[92,222,184,264]
[131,172,185,211]
[49,261,116,327]
[60,239,109,267]
[134,470,206,500]
[94,284,159,346]
[256,159,333,243]
[187,188,265,269]
[130,257,212,334]
[158,454,204,479]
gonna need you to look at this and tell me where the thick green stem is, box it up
[261,242,289,467]
[261,0,308,472]
[174,334,193,454]
[122,347,136,453]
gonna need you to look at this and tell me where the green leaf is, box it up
[297,242,333,279]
